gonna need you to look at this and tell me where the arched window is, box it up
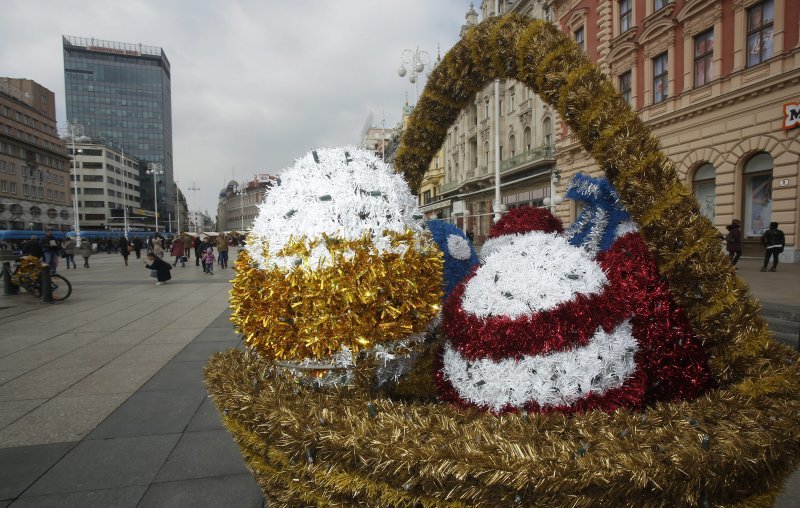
[543,118,553,147]
[509,135,516,158]
[743,152,773,237]
[524,127,532,151]
[692,163,715,222]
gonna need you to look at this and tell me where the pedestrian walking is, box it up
[194,235,206,267]
[152,235,165,259]
[62,238,77,269]
[79,239,93,268]
[171,236,186,267]
[217,234,229,269]
[724,219,742,267]
[41,229,60,274]
[202,247,215,274]
[760,222,785,272]
[131,237,143,258]
[144,252,172,285]
[119,236,131,266]
[183,234,192,261]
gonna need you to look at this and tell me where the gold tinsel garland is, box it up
[230,231,443,360]
[208,14,800,506]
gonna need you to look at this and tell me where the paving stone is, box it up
[60,362,164,397]
[0,442,76,500]
[140,327,200,346]
[23,434,180,496]
[0,394,129,447]
[111,343,187,366]
[0,369,26,385]
[87,389,205,439]
[0,367,95,402]
[171,341,234,363]
[0,399,46,430]
[139,361,206,392]
[138,474,263,508]
[7,486,146,508]
[185,397,224,433]
[154,429,248,482]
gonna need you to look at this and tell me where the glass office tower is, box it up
[63,36,173,229]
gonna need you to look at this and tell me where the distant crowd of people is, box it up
[3,231,243,285]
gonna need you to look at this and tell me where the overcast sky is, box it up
[0,0,472,214]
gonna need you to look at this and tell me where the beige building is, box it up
[216,175,276,232]
[419,1,557,245]
[0,78,71,231]
[67,141,142,232]
[551,0,800,262]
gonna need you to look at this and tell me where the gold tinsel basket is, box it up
[206,15,800,507]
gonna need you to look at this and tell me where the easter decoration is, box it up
[206,14,800,506]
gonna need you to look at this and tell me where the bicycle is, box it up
[10,257,72,302]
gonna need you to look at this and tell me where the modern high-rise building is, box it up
[62,35,174,230]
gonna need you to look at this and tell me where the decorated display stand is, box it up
[205,14,800,507]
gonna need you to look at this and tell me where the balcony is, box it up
[500,144,554,174]
[440,180,460,194]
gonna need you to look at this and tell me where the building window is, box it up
[484,100,489,118]
[574,26,585,51]
[9,182,16,194]
[619,0,632,33]
[694,29,714,87]
[484,141,490,165]
[653,52,668,103]
[692,163,716,222]
[543,118,552,147]
[619,71,632,105]
[509,93,516,112]
[747,0,774,67]
[654,0,668,11]
[743,152,773,237]
[524,127,532,151]
[509,135,516,158]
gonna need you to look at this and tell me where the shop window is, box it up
[653,52,668,103]
[692,163,716,222]
[743,152,773,237]
[694,29,714,87]
[747,0,774,67]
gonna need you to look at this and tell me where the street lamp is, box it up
[146,163,164,233]
[397,47,431,104]
[188,182,199,233]
[65,122,88,243]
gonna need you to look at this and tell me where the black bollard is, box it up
[41,265,53,303]
[2,261,18,295]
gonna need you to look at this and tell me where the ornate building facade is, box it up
[551,0,800,261]
[419,1,557,246]
[0,78,71,231]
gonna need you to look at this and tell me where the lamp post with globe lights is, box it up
[146,163,164,233]
[65,122,89,243]
[397,47,431,104]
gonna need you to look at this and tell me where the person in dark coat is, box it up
[21,236,43,259]
[760,222,786,272]
[194,235,206,266]
[131,237,143,258]
[145,252,172,285]
[119,236,131,266]
[724,219,742,266]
